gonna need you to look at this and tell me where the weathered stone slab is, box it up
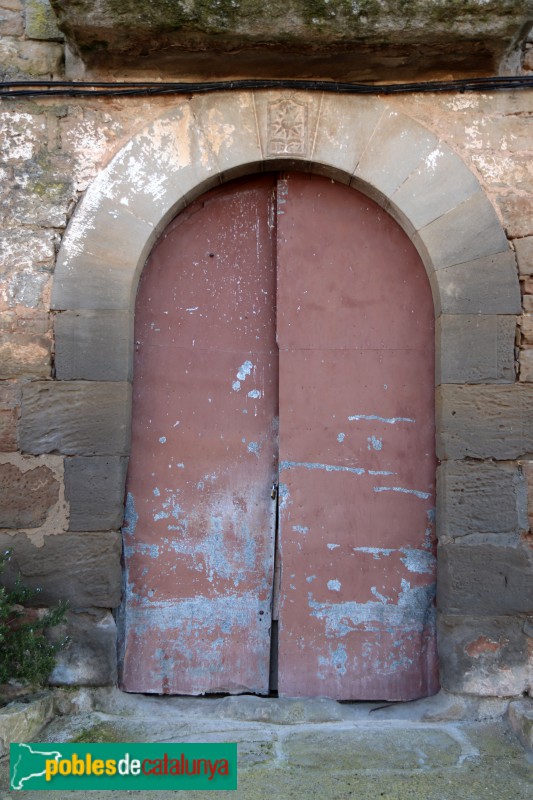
[0,531,122,607]
[354,109,438,201]
[65,456,128,531]
[49,0,533,78]
[437,542,533,615]
[430,251,521,316]
[48,609,117,686]
[20,381,131,456]
[437,614,532,697]
[54,310,132,381]
[0,1,23,37]
[437,461,527,539]
[0,37,62,80]
[283,727,461,770]
[0,227,56,271]
[436,384,533,459]
[4,159,72,227]
[515,236,533,276]
[521,314,533,344]
[436,315,516,385]
[0,461,59,528]
[414,192,509,272]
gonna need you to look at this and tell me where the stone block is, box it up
[436,315,516,384]
[390,145,480,234]
[437,542,533,615]
[0,228,56,272]
[514,236,533,276]
[498,194,533,239]
[519,348,533,382]
[65,456,128,531]
[48,609,117,686]
[0,1,23,37]
[1,269,50,309]
[522,460,533,530]
[25,0,63,41]
[437,461,527,539]
[508,699,533,753]
[20,381,131,456]
[436,384,533,460]
[437,614,532,697]
[0,461,59,528]
[521,314,533,344]
[430,252,521,316]
[0,381,20,451]
[414,192,509,272]
[312,95,383,182]
[524,295,533,313]
[51,197,155,311]
[0,692,55,757]
[253,90,323,167]
[354,109,438,201]
[0,36,63,80]
[0,331,51,379]
[0,531,122,607]
[54,310,133,381]
[0,110,47,165]
[5,159,73,228]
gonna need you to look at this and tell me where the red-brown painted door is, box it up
[119,177,279,694]
[120,172,437,700]
[276,174,438,700]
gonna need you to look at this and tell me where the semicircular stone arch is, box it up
[47,89,524,694]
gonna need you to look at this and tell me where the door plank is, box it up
[276,174,438,700]
[120,177,279,695]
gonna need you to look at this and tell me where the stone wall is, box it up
[0,0,533,696]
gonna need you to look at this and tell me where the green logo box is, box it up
[11,742,237,791]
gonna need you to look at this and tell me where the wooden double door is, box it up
[119,173,438,700]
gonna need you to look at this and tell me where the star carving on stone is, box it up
[271,100,305,142]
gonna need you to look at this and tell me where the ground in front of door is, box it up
[1,690,532,799]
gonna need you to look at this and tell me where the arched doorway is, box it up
[119,172,438,700]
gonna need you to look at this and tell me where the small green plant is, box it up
[0,549,69,688]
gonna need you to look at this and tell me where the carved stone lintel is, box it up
[267,97,308,156]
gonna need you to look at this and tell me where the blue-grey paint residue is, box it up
[308,580,436,636]
[306,574,316,583]
[327,579,341,592]
[337,433,345,443]
[367,435,383,451]
[354,547,393,559]
[426,507,436,523]
[373,486,431,500]
[153,488,160,497]
[247,389,262,399]
[237,360,253,380]
[292,525,308,535]
[348,414,415,424]
[400,548,436,574]
[371,586,389,604]
[331,644,347,675]
[280,460,365,476]
[137,543,159,559]
[327,543,340,550]
[159,436,167,444]
[278,483,291,511]
[368,470,395,476]
[232,380,241,391]
[154,510,170,521]
[123,492,138,538]
[247,441,261,456]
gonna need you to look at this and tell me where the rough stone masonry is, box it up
[0,0,533,700]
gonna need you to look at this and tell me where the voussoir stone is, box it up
[54,310,132,381]
[436,315,516,384]
[20,381,131,456]
[0,531,122,607]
